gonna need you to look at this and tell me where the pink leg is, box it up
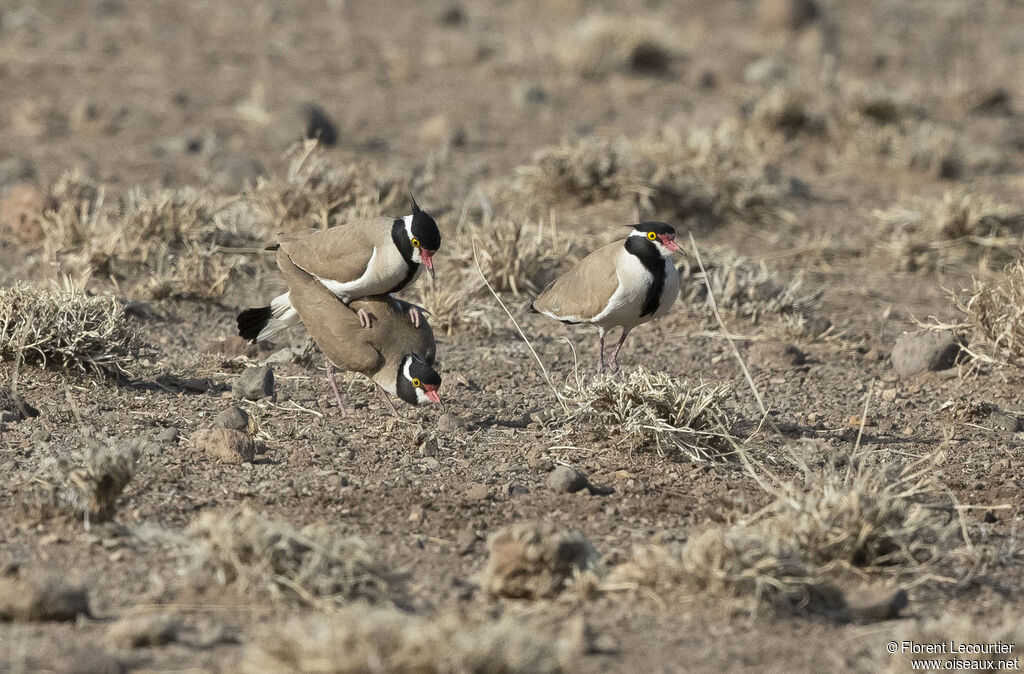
[357,307,373,329]
[407,306,421,328]
[325,359,348,415]
[608,327,632,374]
[376,383,400,417]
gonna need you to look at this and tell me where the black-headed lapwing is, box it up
[237,198,441,342]
[260,249,441,415]
[531,222,682,374]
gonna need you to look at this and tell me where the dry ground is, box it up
[1,0,1023,672]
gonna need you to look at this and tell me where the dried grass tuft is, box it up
[252,140,404,231]
[33,438,143,524]
[608,445,961,613]
[508,127,779,224]
[559,13,680,78]
[560,369,735,462]
[240,607,588,674]
[0,283,143,377]
[681,248,822,323]
[946,259,1024,363]
[875,190,1024,271]
[483,522,597,599]
[186,506,390,608]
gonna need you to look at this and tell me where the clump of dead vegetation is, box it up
[888,613,1023,673]
[241,607,588,674]
[558,13,681,77]
[681,247,823,323]
[186,506,391,608]
[0,283,143,377]
[939,259,1024,365]
[560,369,736,462]
[415,213,576,335]
[251,140,405,231]
[483,522,597,599]
[31,438,143,524]
[875,190,1024,272]
[507,126,780,224]
[607,444,961,614]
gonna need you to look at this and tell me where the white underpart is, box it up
[539,233,679,329]
[255,291,302,342]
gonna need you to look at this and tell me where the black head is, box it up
[410,196,442,253]
[629,221,682,255]
[396,354,443,406]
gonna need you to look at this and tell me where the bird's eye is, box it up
[647,231,657,241]
[411,237,421,248]
[411,377,421,387]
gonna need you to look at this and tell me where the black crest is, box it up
[409,195,441,252]
[632,221,675,236]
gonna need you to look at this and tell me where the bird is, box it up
[236,197,441,343]
[531,222,683,374]
[256,249,441,415]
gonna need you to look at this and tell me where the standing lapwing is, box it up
[531,222,683,374]
[268,249,441,415]
[237,197,441,342]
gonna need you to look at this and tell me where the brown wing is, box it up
[277,216,394,284]
[532,240,622,321]
[352,296,436,366]
[276,251,383,374]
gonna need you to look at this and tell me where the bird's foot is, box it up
[357,307,373,329]
[408,306,422,328]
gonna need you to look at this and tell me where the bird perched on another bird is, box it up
[237,197,441,342]
[264,250,441,415]
[531,222,682,374]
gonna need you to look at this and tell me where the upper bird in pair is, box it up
[238,198,443,414]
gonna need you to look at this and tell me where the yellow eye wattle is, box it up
[647,231,657,241]
[411,237,421,248]
[412,378,421,387]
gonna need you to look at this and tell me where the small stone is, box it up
[302,103,338,146]
[984,509,998,524]
[212,406,249,432]
[891,330,962,378]
[198,429,256,464]
[748,340,807,369]
[263,347,295,365]
[438,4,465,26]
[989,410,1022,433]
[233,365,274,401]
[844,587,908,623]
[436,412,462,433]
[507,484,529,497]
[526,447,553,472]
[0,575,90,622]
[107,613,181,649]
[464,483,490,501]
[698,70,717,90]
[156,427,180,443]
[0,183,45,243]
[757,0,819,31]
[515,84,548,105]
[546,466,589,494]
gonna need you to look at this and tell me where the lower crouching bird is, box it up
[531,222,683,374]
[240,250,441,415]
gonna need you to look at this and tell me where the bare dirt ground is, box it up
[1,1,1023,672]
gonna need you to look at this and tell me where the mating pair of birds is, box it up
[237,199,683,413]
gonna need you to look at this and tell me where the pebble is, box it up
[436,412,462,434]
[546,466,589,494]
[748,340,807,369]
[464,483,490,501]
[232,365,274,401]
[156,427,180,443]
[197,429,256,464]
[212,406,249,432]
[891,330,962,378]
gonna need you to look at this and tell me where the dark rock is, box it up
[0,387,39,422]
[233,365,274,401]
[989,409,1022,433]
[197,429,256,464]
[0,574,90,622]
[891,330,962,378]
[438,5,465,26]
[546,466,589,494]
[698,70,717,90]
[844,587,908,623]
[302,103,338,146]
[212,406,250,432]
[749,340,807,369]
[788,176,811,199]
